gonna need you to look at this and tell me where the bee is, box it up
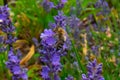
[53,26,68,50]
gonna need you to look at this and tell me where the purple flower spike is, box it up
[6,47,28,80]
[38,27,70,80]
[41,0,55,12]
[51,54,60,66]
[65,75,74,80]
[5,34,17,44]
[39,29,61,80]
[0,5,16,46]
[95,0,110,15]
[66,15,80,28]
[54,11,66,28]
[82,59,104,80]
[61,0,67,4]
[41,66,50,79]
[40,29,56,46]
[82,74,89,80]
[0,5,28,80]
[0,5,15,33]
[40,29,55,40]
[55,0,67,9]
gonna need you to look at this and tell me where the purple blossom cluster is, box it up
[39,29,62,80]
[6,47,28,80]
[55,0,67,10]
[66,15,80,28]
[41,0,67,12]
[0,0,109,79]
[54,11,66,28]
[66,1,111,52]
[0,5,16,49]
[34,9,72,80]
[95,0,110,15]
[0,5,15,33]
[41,0,55,12]
[65,75,74,80]
[0,5,28,80]
[39,27,71,79]
[49,11,67,30]
[82,59,104,80]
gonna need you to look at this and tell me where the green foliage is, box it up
[0,0,120,80]
[0,0,3,5]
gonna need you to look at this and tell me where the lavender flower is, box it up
[95,0,110,15]
[0,5,9,17]
[82,59,104,80]
[41,0,55,12]
[32,4,70,79]
[49,11,67,30]
[40,29,56,46]
[39,29,62,80]
[5,34,17,44]
[55,0,67,10]
[40,29,55,40]
[0,5,16,46]
[0,5,28,80]
[6,47,28,80]
[0,5,16,50]
[49,22,57,29]
[54,11,66,28]
[41,0,67,12]
[65,75,74,80]
[0,6,14,52]
[0,5,15,33]
[36,27,70,80]
[66,15,80,28]
[41,66,50,79]
[61,0,67,3]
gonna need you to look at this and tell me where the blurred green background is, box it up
[0,0,120,80]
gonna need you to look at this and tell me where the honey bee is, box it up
[53,26,68,50]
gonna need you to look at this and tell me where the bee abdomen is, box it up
[55,40,64,50]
